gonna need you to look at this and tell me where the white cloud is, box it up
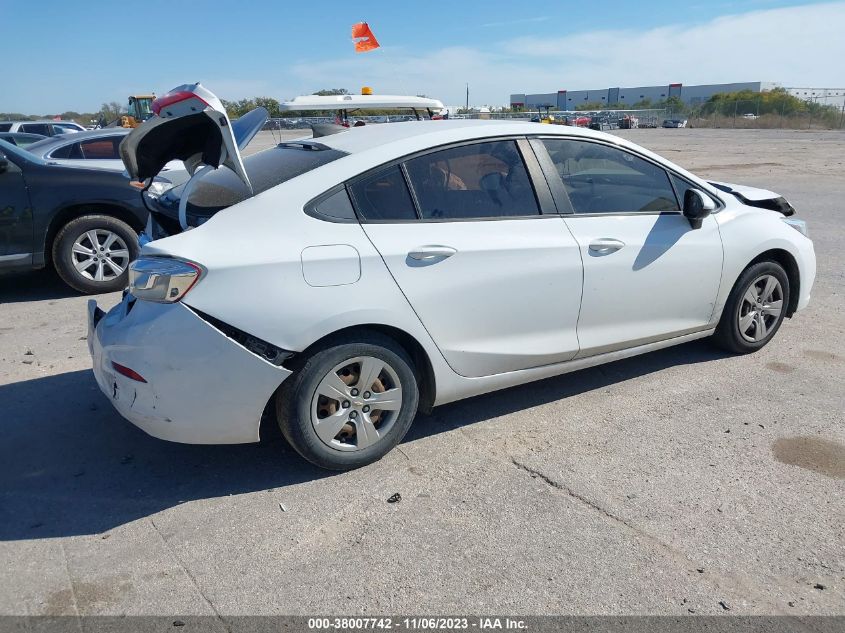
[281,1,845,106]
[502,1,845,89]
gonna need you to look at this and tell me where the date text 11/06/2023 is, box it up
[307,617,527,630]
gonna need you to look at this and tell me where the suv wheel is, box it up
[276,334,419,470]
[52,215,139,294]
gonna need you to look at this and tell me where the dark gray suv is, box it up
[0,139,149,294]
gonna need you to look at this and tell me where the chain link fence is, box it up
[260,99,845,132]
[669,98,845,130]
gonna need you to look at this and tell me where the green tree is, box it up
[99,101,123,124]
[313,88,349,96]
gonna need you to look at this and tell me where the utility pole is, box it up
[465,83,469,112]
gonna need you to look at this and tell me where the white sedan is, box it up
[88,84,815,470]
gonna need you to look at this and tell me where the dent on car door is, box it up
[534,137,723,357]
[0,149,33,265]
[353,138,584,378]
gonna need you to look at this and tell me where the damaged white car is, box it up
[88,83,815,470]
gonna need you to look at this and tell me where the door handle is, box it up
[408,246,457,261]
[588,238,625,255]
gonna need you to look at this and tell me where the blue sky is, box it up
[3,0,844,113]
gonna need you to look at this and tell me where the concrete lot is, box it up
[0,128,843,616]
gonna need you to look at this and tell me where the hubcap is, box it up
[71,230,130,283]
[311,356,403,452]
[738,274,784,342]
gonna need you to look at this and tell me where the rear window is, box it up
[156,143,347,217]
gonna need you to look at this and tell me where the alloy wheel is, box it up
[310,356,403,452]
[738,274,784,342]
[71,229,130,283]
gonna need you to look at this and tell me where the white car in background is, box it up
[89,84,815,471]
[0,120,86,136]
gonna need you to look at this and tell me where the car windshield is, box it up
[0,138,47,164]
[153,142,348,217]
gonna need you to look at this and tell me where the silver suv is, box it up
[0,120,86,136]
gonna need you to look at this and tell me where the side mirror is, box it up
[683,188,716,229]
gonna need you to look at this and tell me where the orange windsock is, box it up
[352,22,380,52]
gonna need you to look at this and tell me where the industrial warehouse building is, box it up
[509,81,843,109]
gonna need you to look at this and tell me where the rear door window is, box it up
[0,124,11,132]
[404,140,540,220]
[541,138,679,214]
[79,138,120,159]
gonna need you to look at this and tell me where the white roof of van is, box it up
[279,94,445,111]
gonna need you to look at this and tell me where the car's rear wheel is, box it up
[52,214,139,294]
[276,334,419,470]
[712,261,790,353]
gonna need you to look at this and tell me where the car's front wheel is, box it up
[712,260,790,353]
[276,334,420,470]
[52,214,139,294]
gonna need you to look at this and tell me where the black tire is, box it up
[52,214,139,294]
[712,260,790,354]
[276,333,419,471]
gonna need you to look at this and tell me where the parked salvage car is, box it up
[0,139,163,293]
[0,132,47,148]
[662,119,688,128]
[0,120,85,136]
[25,129,188,183]
[89,84,816,471]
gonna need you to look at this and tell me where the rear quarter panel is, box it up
[141,172,461,398]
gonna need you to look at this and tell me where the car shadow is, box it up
[0,268,83,303]
[0,340,730,541]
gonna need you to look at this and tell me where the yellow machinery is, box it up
[121,95,156,128]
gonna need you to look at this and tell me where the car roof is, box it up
[25,128,130,154]
[314,119,613,155]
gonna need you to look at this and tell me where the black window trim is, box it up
[304,184,359,223]
[46,141,74,160]
[345,135,557,224]
[529,135,725,217]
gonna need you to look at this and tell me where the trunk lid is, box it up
[119,83,267,191]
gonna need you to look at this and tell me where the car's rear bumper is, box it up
[88,295,291,444]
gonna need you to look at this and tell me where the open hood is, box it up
[119,83,267,191]
[708,180,795,216]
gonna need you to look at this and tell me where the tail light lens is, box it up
[129,257,204,303]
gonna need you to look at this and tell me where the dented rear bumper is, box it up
[88,295,291,444]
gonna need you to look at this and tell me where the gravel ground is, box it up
[0,128,843,617]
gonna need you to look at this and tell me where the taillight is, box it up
[152,90,209,116]
[112,362,147,383]
[128,257,204,303]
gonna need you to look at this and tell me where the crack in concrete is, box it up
[58,541,83,630]
[511,458,633,527]
[149,519,231,632]
[509,456,787,614]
